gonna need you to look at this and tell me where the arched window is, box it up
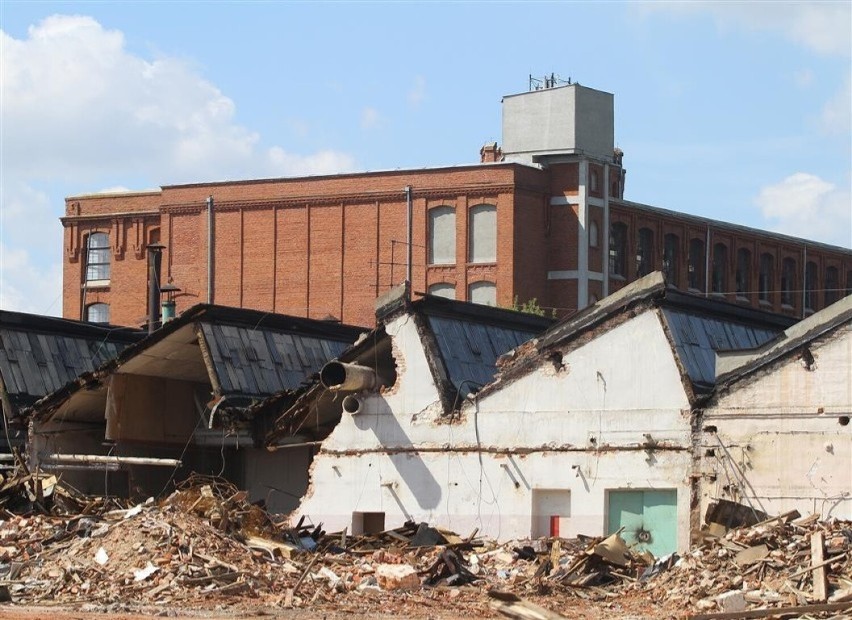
[663,234,679,285]
[735,248,751,299]
[804,261,818,311]
[609,222,628,278]
[85,303,110,324]
[711,243,728,294]
[428,206,455,265]
[468,204,496,263]
[636,228,654,277]
[825,266,840,306]
[589,220,599,248]
[688,238,705,292]
[427,282,456,300]
[468,281,496,306]
[781,258,797,307]
[85,232,111,282]
[759,253,774,304]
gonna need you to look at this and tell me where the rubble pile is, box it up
[1,472,851,618]
[637,512,852,614]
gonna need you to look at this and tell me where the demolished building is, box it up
[26,305,363,513]
[701,294,852,523]
[0,310,143,457]
[264,274,843,556]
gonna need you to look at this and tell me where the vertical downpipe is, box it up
[207,195,214,304]
[404,186,413,285]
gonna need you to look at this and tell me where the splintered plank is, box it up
[811,531,827,602]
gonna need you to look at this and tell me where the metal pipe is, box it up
[267,440,324,452]
[147,243,164,334]
[45,454,182,467]
[207,195,214,304]
[320,361,377,391]
[404,185,413,285]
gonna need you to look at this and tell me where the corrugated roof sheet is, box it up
[0,325,135,409]
[662,308,783,391]
[426,315,542,396]
[200,322,353,397]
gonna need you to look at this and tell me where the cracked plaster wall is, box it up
[702,324,852,520]
[294,309,696,549]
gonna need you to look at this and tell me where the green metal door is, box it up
[607,489,677,557]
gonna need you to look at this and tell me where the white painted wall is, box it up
[294,309,696,551]
[702,325,852,520]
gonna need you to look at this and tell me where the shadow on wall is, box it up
[352,394,442,511]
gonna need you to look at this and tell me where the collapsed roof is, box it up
[28,304,364,429]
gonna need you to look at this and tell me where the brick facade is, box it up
[62,158,852,328]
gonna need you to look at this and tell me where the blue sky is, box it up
[1,1,850,314]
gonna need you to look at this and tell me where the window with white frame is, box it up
[85,232,111,283]
[85,302,110,324]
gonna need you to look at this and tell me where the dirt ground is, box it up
[0,588,680,620]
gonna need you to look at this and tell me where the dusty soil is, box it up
[1,588,681,619]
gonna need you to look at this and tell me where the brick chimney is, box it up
[480,142,503,163]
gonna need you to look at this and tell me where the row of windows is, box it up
[427,281,496,306]
[609,224,849,310]
[428,204,497,265]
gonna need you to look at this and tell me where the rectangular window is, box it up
[85,232,111,283]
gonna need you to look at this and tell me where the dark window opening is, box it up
[781,258,797,308]
[711,243,728,295]
[759,253,774,304]
[663,234,679,286]
[825,267,840,306]
[804,261,818,311]
[735,248,751,298]
[688,238,705,292]
[609,222,628,278]
[636,228,654,278]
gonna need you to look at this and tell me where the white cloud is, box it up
[360,106,381,130]
[0,242,64,315]
[408,75,426,106]
[0,15,357,315]
[641,2,851,57]
[755,173,852,247]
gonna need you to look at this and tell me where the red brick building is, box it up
[62,83,852,328]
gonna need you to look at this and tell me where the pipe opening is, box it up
[320,362,347,388]
[342,395,362,415]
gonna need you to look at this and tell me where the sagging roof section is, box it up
[420,299,554,397]
[200,323,353,398]
[29,304,364,423]
[662,307,784,393]
[0,310,143,413]
[714,294,852,388]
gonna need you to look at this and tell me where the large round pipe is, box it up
[320,361,377,391]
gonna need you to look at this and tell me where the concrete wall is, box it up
[502,85,614,162]
[293,309,696,550]
[702,324,852,520]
